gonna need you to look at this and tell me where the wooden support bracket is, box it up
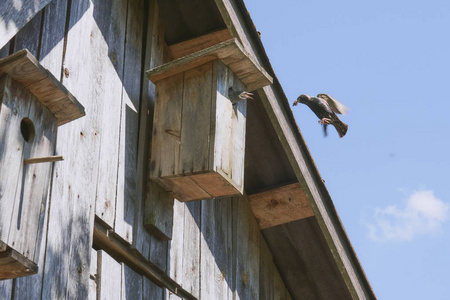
[248,182,315,229]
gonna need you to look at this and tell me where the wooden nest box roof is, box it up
[0,49,85,126]
[147,38,273,92]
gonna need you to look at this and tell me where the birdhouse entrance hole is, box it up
[20,118,35,143]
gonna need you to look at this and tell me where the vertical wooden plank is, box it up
[0,76,30,250]
[230,69,247,190]
[180,62,213,174]
[259,238,274,300]
[168,200,185,300]
[8,96,56,262]
[201,197,234,300]
[98,250,122,300]
[10,100,56,300]
[0,0,52,49]
[213,61,232,177]
[42,1,97,298]
[144,182,174,240]
[201,199,217,300]
[181,201,201,298]
[14,1,68,297]
[94,0,127,229]
[143,276,164,300]
[115,0,145,243]
[213,61,246,191]
[4,2,46,268]
[88,248,98,300]
[150,72,183,178]
[135,6,173,286]
[273,266,287,300]
[39,0,69,78]
[133,4,171,290]
[133,0,156,254]
[13,10,43,58]
[234,195,260,300]
[122,264,143,299]
[0,279,13,299]
[0,42,11,59]
[147,0,181,181]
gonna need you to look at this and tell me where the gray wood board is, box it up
[262,217,352,300]
[234,195,260,300]
[0,76,31,256]
[200,197,234,299]
[94,0,127,231]
[259,238,274,300]
[88,248,98,300]
[0,0,52,49]
[41,0,99,298]
[12,1,66,297]
[13,9,43,58]
[99,250,122,300]
[144,182,174,240]
[180,62,213,174]
[181,201,201,297]
[7,88,56,263]
[123,264,143,299]
[114,0,145,244]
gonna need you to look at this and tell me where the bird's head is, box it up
[293,94,310,106]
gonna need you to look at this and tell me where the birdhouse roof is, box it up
[0,49,85,126]
[146,38,273,92]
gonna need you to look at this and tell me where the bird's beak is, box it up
[292,100,298,106]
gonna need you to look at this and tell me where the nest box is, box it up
[147,39,272,201]
[0,49,84,279]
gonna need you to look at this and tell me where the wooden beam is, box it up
[93,218,196,300]
[0,49,85,125]
[168,29,232,59]
[248,183,314,229]
[146,38,272,91]
[0,240,38,280]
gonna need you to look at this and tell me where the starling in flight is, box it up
[293,94,348,138]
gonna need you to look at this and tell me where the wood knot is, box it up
[243,270,248,286]
[268,199,278,209]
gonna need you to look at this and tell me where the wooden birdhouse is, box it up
[0,49,85,279]
[147,39,272,202]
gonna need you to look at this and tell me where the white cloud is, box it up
[367,190,449,242]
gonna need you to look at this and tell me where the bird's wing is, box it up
[317,94,348,115]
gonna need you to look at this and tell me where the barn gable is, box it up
[0,0,375,299]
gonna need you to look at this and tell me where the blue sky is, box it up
[244,0,450,298]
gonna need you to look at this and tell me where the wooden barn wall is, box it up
[0,0,292,299]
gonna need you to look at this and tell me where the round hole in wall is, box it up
[20,118,35,143]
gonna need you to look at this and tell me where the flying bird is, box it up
[293,94,348,138]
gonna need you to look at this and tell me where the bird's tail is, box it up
[334,120,348,138]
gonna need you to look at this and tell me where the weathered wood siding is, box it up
[0,0,291,299]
